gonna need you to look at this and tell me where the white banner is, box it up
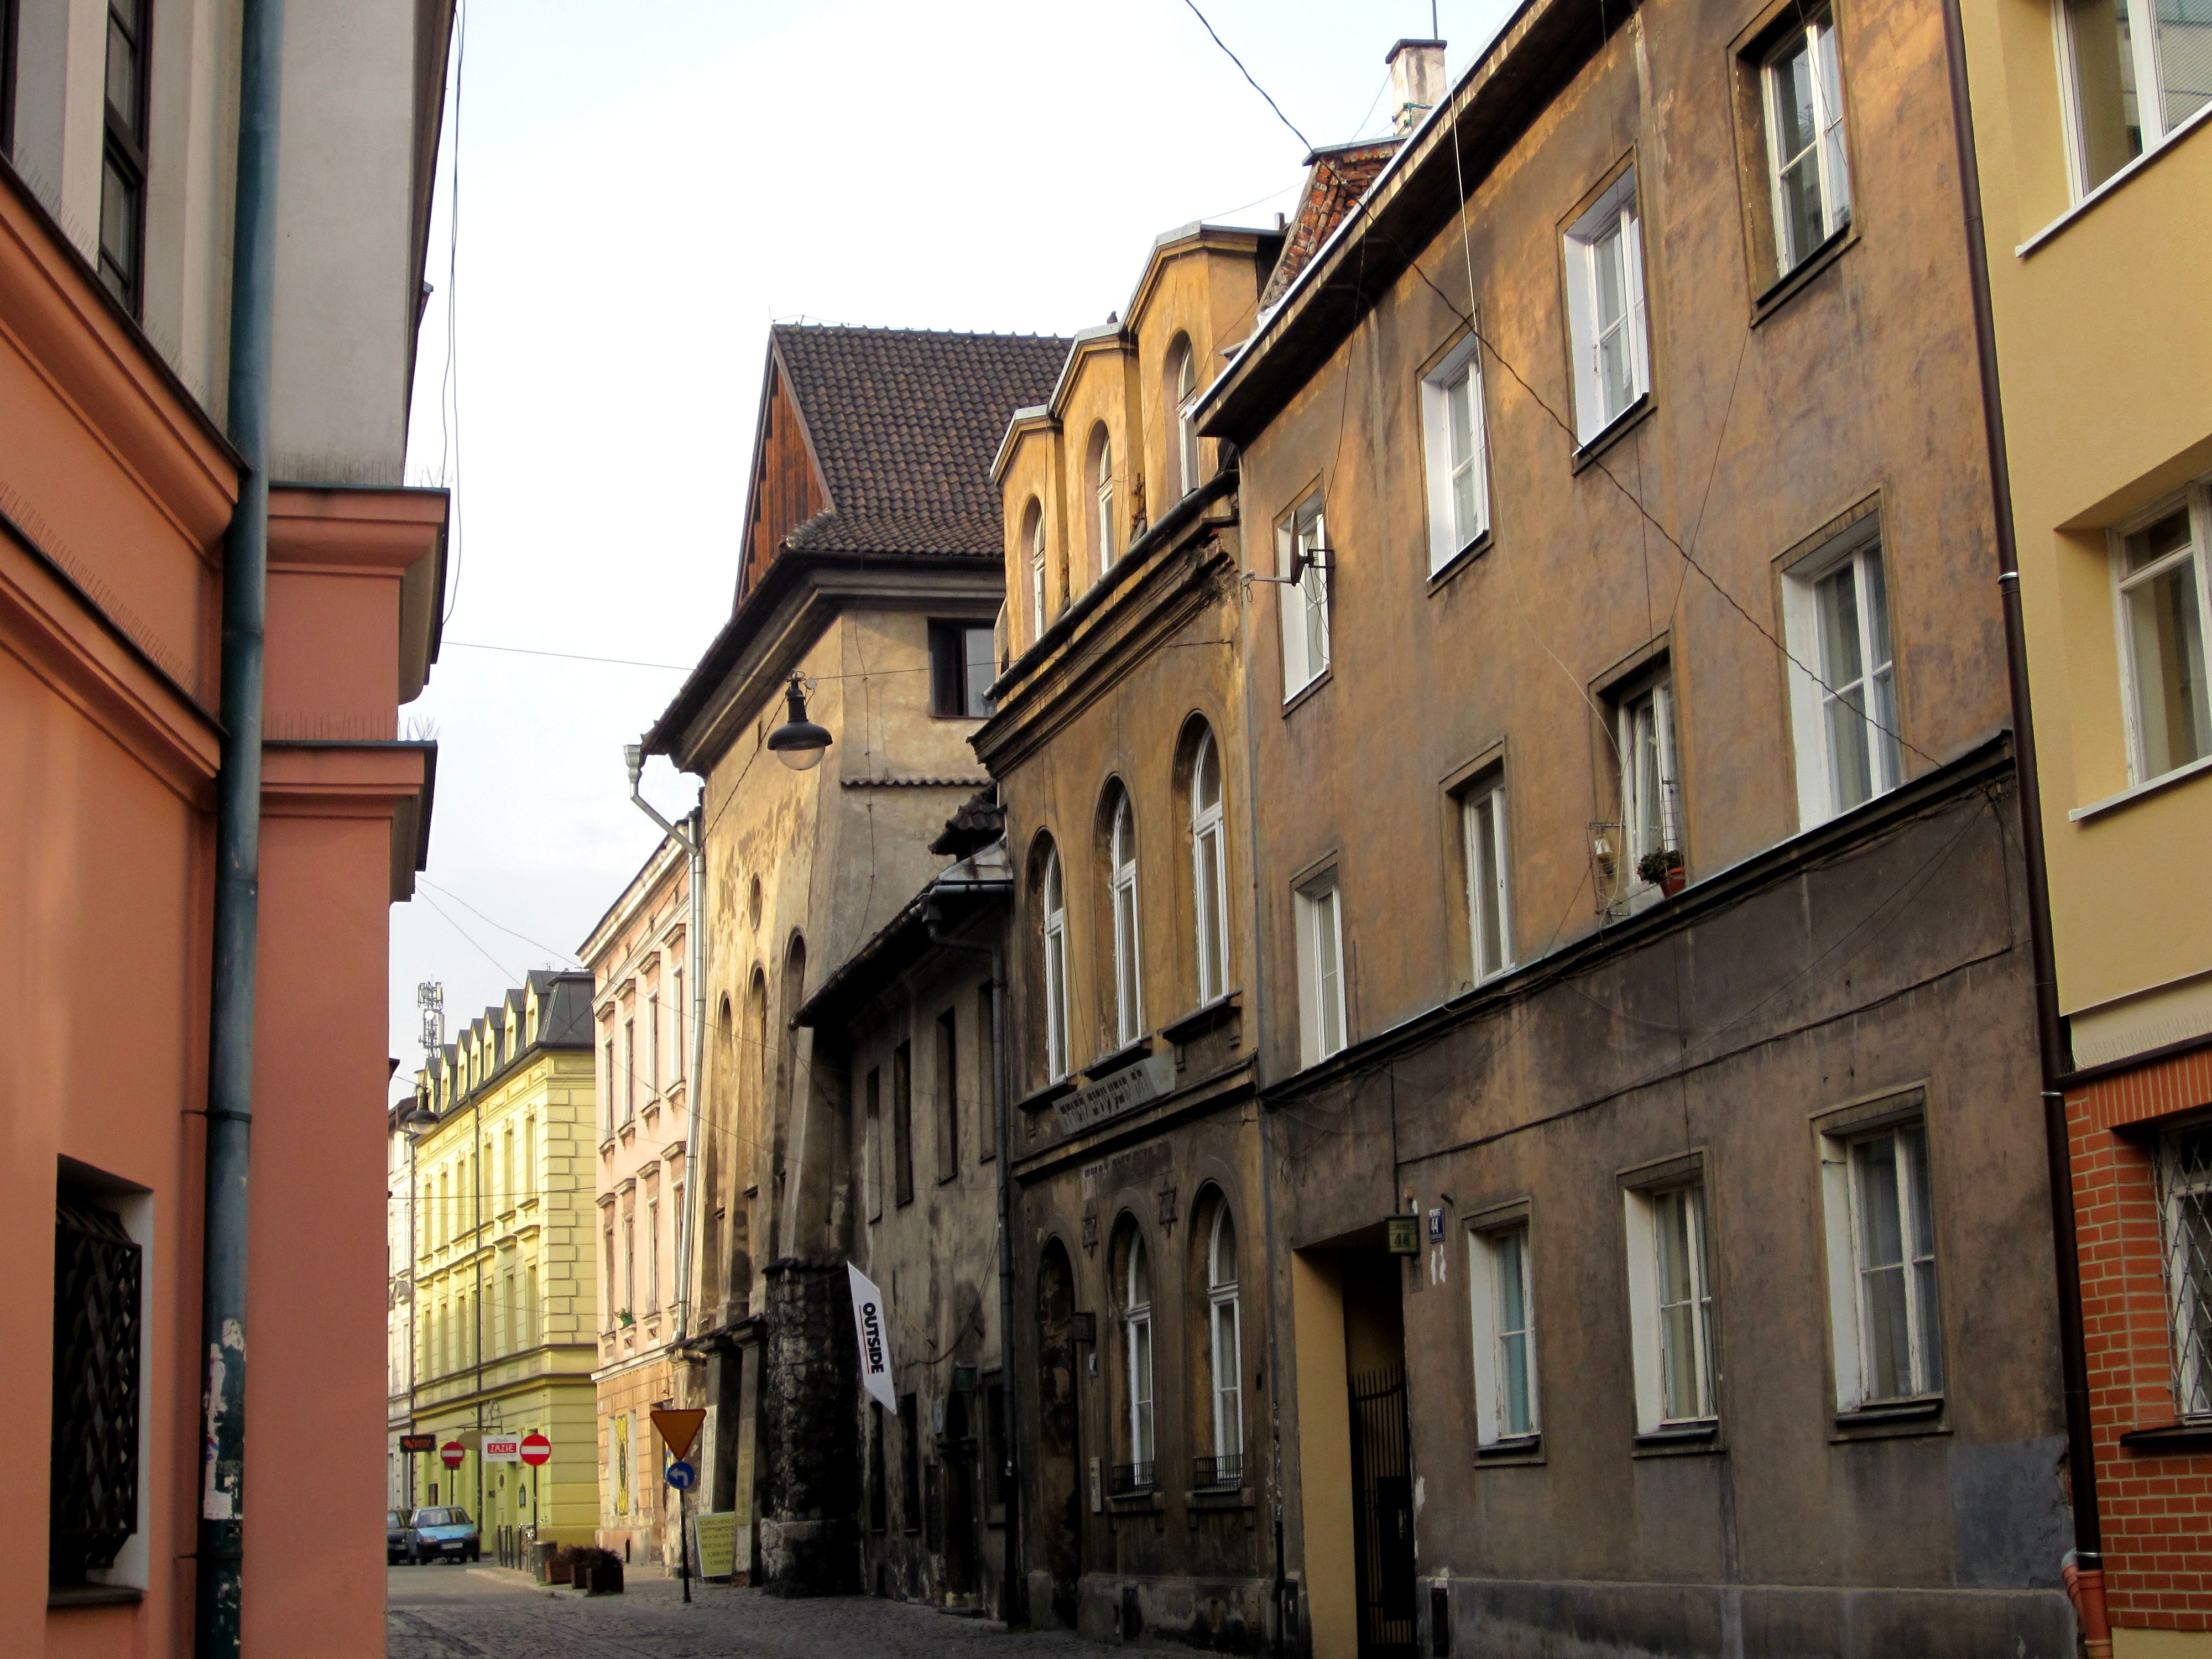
[848,1263,897,1415]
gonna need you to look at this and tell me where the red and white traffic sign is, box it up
[440,1440,465,1469]
[482,1434,521,1464]
[519,1433,552,1467]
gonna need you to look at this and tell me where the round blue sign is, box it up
[664,1459,697,1490]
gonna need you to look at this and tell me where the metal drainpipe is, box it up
[194,1,282,1651]
[1936,3,2106,1651]
[926,907,1022,1626]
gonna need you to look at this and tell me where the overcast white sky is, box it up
[388,0,1518,1095]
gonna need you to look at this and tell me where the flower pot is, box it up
[1658,866,1686,898]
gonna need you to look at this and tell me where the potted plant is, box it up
[1637,846,1686,897]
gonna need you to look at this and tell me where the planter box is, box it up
[573,1561,624,1595]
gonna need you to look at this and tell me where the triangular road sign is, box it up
[651,1407,707,1462]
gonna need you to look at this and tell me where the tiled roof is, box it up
[772,325,1072,557]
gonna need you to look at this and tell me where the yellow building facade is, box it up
[408,971,602,1550]
[1958,0,2212,1648]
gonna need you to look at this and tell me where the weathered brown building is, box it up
[1188,6,2071,1657]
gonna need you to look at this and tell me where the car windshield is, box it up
[414,1507,469,1526]
[387,1511,404,1527]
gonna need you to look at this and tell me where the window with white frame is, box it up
[1170,336,1203,499]
[1460,773,1512,983]
[1125,1230,1156,1486]
[1468,1218,1539,1446]
[1295,873,1348,1066]
[1042,844,1071,1082]
[1107,788,1144,1048]
[1784,526,1901,824]
[1207,1202,1243,1478]
[2158,1125,2212,1417]
[647,1197,661,1314]
[2058,0,2212,200]
[1762,8,1851,275]
[1026,500,1048,641]
[1192,728,1230,1004]
[1623,1176,1717,1430]
[1616,672,1681,883]
[1088,426,1117,582]
[1421,335,1491,570]
[2114,485,2211,783]
[1819,1114,1944,1409]
[1277,493,1331,699]
[1563,169,1650,445]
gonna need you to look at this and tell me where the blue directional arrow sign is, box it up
[664,1459,697,1491]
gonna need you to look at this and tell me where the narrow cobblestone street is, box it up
[386,1566,1104,1658]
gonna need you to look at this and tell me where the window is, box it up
[623,1020,635,1121]
[1616,673,1681,883]
[99,0,150,314]
[1087,424,1116,582]
[1421,336,1490,569]
[604,1219,618,1330]
[524,1264,538,1347]
[1785,528,1901,823]
[1624,1176,1717,1431]
[2059,0,2212,199]
[647,1199,661,1314]
[977,984,997,1164]
[935,1008,959,1181]
[1761,8,1851,275]
[1295,874,1349,1066]
[869,1401,889,1532]
[498,1269,513,1355]
[623,1215,636,1319]
[1277,493,1331,699]
[930,620,998,718]
[521,1115,534,1199]
[1025,500,1047,641]
[2114,488,2211,782]
[2159,1126,2212,1417]
[1820,1118,1943,1408]
[1041,844,1070,1082]
[1168,336,1203,499]
[1468,1220,1538,1445]
[1460,774,1512,983]
[1124,1230,1155,1489]
[900,1392,920,1531]
[1207,1204,1243,1481]
[865,1066,883,1223]
[51,1184,142,1587]
[603,1039,616,1140]
[1563,169,1650,445]
[893,1041,914,1206]
[648,993,661,1093]
[1191,728,1230,1004]
[1107,788,1144,1048]
[671,971,684,1079]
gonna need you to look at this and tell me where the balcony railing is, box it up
[1108,1460,1154,1497]
[1193,1453,1243,1489]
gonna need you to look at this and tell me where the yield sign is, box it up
[519,1433,552,1467]
[651,1408,706,1462]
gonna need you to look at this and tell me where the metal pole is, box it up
[680,1483,691,1603]
[195,2,283,1652]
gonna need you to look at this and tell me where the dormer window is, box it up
[1024,499,1047,641]
[1086,425,1116,583]
[1167,336,1202,499]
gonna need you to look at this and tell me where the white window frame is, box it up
[1467,1217,1539,1446]
[1277,493,1331,700]
[1460,774,1512,983]
[1042,847,1070,1082]
[1208,1204,1243,1468]
[1295,873,1349,1067]
[1562,168,1650,446]
[1819,1113,1944,1411]
[2110,483,2212,786]
[1192,729,1230,1005]
[1172,338,1203,499]
[1782,521,1902,826]
[1029,505,1048,641]
[1623,1177,1717,1432]
[1420,333,1491,570]
[1095,432,1117,580]
[2056,0,2212,202]
[1616,675,1681,883]
[1126,1233,1155,1481]
[647,1197,661,1315]
[1761,7,1852,276]
[1108,791,1144,1048]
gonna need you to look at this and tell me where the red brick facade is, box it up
[2069,1043,2212,1631]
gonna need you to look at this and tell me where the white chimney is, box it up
[1386,38,1446,137]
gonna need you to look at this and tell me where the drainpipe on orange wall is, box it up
[1936,1,2106,1652]
[195,1,283,1653]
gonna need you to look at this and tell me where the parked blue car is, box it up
[400,1506,479,1564]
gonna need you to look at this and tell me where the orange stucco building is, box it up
[5,2,452,1654]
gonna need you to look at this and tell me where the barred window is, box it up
[2159,1126,2212,1417]
[51,1188,142,1585]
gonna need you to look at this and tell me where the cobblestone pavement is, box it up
[387,1564,1105,1658]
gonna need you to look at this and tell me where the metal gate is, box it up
[1349,1363,1416,1659]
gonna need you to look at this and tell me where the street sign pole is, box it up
[680,1482,690,1604]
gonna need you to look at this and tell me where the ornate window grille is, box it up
[50,1194,141,1584]
[2159,1128,2212,1418]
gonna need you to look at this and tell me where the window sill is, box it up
[1084,1035,1155,1081]
[1750,226,1856,326]
[1571,393,1655,473]
[1186,1484,1256,1510]
[1161,993,1241,1046]
[1108,1489,1165,1512]
[1632,1421,1720,1457]
[1830,1398,1945,1441]
[1426,531,1493,593]
[1015,1078,1077,1116]
[1475,1433,1543,1463]
[2069,752,2212,823]
[1281,665,1333,717]
[49,1584,144,1609]
[2018,100,2212,260]
[2120,1421,2212,1453]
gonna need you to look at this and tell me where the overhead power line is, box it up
[1180,0,1313,153]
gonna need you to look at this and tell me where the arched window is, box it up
[1107,787,1142,1047]
[1086,424,1115,582]
[1208,1202,1243,1477]
[1168,335,1201,499]
[1125,1229,1155,1485]
[1042,843,1070,1082]
[1191,728,1228,1004]
[1023,498,1047,641]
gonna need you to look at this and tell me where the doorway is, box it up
[941,1391,977,1597]
[1036,1240,1082,1629]
[1342,1251,1414,1658]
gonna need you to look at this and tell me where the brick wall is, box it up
[2069,1043,2212,1630]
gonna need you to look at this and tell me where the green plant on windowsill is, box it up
[617,1308,635,1329]
[1637,846,1686,894]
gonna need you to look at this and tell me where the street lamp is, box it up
[766,675,832,770]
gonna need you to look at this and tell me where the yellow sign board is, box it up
[693,1511,739,1579]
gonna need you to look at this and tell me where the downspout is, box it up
[1936,4,2105,1653]
[195,1,282,1652]
[926,901,1022,1627]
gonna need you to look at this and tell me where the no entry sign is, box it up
[440,1440,465,1469]
[482,1434,521,1464]
[519,1433,551,1467]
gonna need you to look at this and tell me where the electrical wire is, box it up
[1178,0,1312,153]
